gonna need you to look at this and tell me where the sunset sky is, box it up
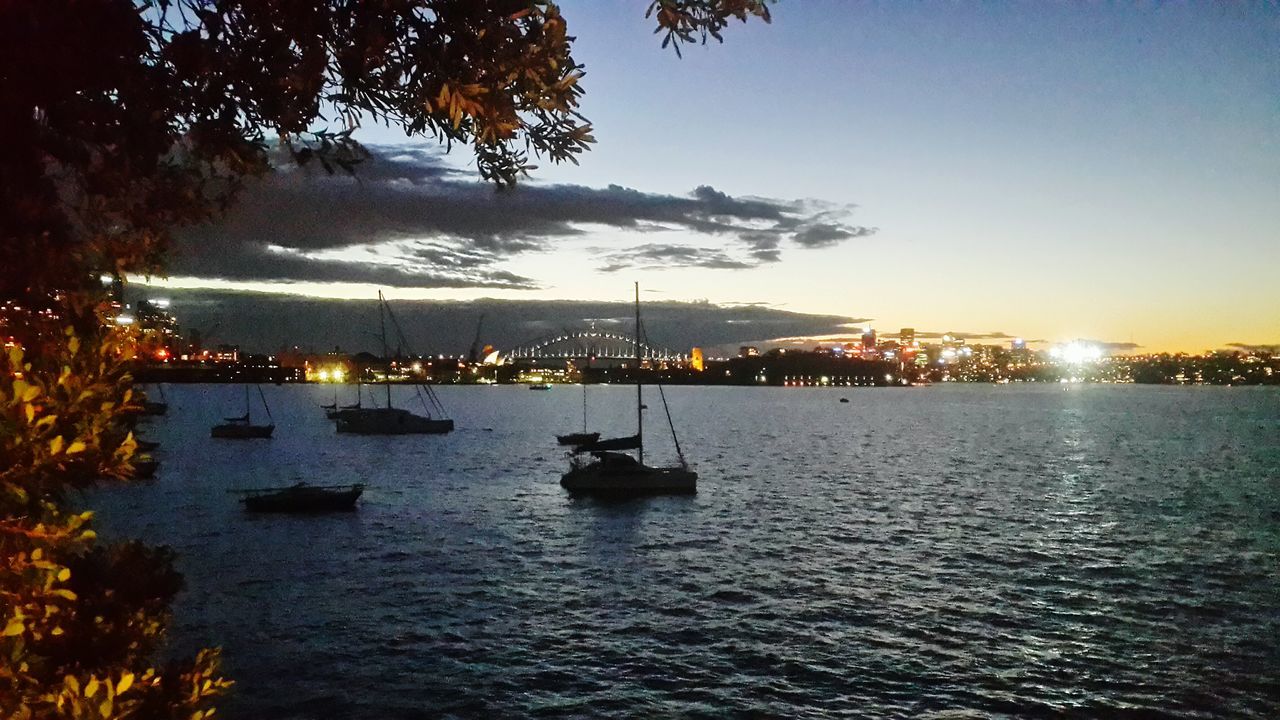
[148,2,1280,353]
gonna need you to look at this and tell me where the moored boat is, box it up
[211,385,275,439]
[130,457,158,479]
[557,431,600,447]
[561,283,697,496]
[556,384,599,446]
[336,407,453,435]
[332,291,452,435]
[235,483,364,513]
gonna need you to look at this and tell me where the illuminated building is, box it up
[738,346,760,358]
[135,298,181,359]
[860,327,878,360]
[899,328,915,346]
[691,347,705,371]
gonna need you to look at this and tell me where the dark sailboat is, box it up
[234,483,364,513]
[211,385,275,439]
[561,283,697,496]
[334,292,453,435]
[557,383,599,446]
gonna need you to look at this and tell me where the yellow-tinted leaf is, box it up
[51,589,77,601]
[24,404,35,424]
[3,620,23,636]
[67,440,86,455]
[57,567,71,582]
[50,436,64,455]
[51,626,64,636]
[117,672,134,694]
[21,385,39,402]
[84,678,99,698]
[64,675,79,694]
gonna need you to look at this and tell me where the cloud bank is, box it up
[172,146,876,288]
[138,287,864,356]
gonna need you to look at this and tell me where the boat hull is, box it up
[556,432,600,446]
[242,485,363,513]
[211,424,275,439]
[560,463,697,495]
[130,458,158,479]
[335,408,453,435]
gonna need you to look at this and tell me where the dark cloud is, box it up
[1071,338,1142,352]
[598,244,755,272]
[172,145,876,286]
[129,286,864,356]
[1225,342,1280,354]
[883,330,1018,341]
[792,223,875,248]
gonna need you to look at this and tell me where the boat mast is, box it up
[257,385,274,424]
[378,290,392,409]
[635,281,643,465]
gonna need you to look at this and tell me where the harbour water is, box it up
[90,383,1280,718]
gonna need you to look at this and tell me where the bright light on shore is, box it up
[1050,341,1103,363]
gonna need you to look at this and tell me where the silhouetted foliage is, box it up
[1,1,769,717]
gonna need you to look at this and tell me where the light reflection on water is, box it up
[90,383,1280,718]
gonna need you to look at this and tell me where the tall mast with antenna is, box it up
[378,290,392,409]
[635,281,643,466]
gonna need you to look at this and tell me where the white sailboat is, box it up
[334,291,453,435]
[561,283,696,495]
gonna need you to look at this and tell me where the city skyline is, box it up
[140,2,1280,353]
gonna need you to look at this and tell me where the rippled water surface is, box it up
[90,383,1280,718]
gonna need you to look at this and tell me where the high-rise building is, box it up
[136,298,181,358]
[899,328,915,346]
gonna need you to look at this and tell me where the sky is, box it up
[145,1,1280,354]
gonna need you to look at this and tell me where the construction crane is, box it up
[467,313,486,363]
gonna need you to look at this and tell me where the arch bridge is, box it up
[501,330,686,364]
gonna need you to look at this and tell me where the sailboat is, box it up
[320,389,338,415]
[334,292,454,435]
[561,283,696,495]
[323,385,363,420]
[143,384,168,415]
[556,383,599,446]
[211,385,275,439]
